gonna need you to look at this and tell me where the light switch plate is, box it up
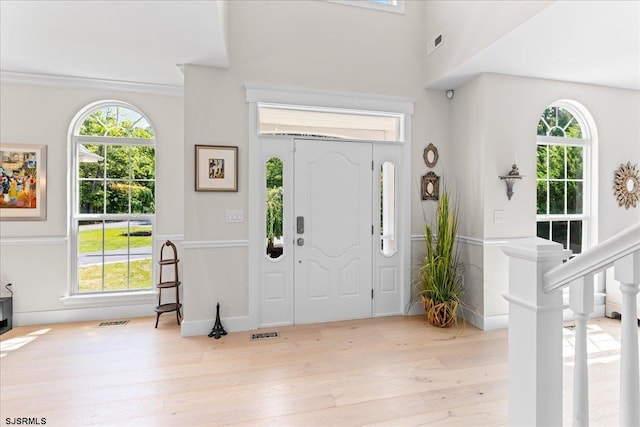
[226,210,243,223]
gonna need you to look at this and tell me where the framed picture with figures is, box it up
[0,143,47,220]
[195,145,238,192]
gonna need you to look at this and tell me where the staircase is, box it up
[503,223,640,426]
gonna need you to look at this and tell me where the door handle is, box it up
[297,238,305,246]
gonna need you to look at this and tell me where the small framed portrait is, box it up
[195,145,238,192]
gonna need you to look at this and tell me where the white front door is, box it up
[293,139,373,324]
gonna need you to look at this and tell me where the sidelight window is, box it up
[266,157,284,259]
[380,161,397,256]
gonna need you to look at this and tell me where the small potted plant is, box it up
[416,190,463,327]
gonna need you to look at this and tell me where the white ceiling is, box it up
[429,0,640,91]
[0,0,228,91]
[0,1,638,94]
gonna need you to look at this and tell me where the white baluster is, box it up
[615,250,640,427]
[570,274,594,427]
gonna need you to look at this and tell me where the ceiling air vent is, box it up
[427,33,443,56]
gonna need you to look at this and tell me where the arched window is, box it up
[536,102,593,255]
[70,101,156,294]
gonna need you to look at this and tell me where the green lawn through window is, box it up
[79,259,152,292]
[79,226,152,253]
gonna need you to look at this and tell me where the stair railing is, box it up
[503,223,640,426]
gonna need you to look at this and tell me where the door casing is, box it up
[246,87,413,330]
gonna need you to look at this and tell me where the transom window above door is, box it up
[258,104,403,142]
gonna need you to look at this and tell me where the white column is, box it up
[503,237,571,426]
[615,250,640,427]
[569,274,594,427]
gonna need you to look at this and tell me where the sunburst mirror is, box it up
[613,161,640,209]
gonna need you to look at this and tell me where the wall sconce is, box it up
[499,164,524,200]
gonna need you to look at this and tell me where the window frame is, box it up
[536,102,593,254]
[69,101,156,296]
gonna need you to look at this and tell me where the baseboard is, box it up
[181,315,255,337]
[258,321,293,329]
[457,301,606,330]
[481,313,510,330]
[14,303,155,326]
[460,306,509,330]
[373,310,404,318]
[406,303,424,316]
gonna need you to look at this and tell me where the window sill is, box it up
[60,291,157,306]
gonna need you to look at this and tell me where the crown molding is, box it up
[0,70,183,97]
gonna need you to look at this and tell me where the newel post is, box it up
[503,237,571,426]
[615,249,640,427]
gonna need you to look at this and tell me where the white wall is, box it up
[0,82,184,324]
[423,0,553,88]
[182,0,454,333]
[452,73,640,328]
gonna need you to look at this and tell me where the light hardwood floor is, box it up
[0,315,628,426]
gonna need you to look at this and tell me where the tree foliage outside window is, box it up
[536,105,589,255]
[265,157,284,258]
[537,106,583,138]
[78,107,155,215]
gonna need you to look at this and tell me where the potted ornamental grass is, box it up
[417,190,464,327]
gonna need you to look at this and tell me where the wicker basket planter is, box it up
[422,295,458,328]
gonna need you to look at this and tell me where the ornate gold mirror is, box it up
[423,143,439,168]
[421,171,439,200]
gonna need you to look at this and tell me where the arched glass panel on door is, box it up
[380,161,397,256]
[266,157,284,259]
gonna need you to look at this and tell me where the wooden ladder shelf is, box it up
[154,240,182,328]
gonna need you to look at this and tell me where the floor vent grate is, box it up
[251,331,279,341]
[98,320,129,327]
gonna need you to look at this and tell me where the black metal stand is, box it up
[208,302,227,339]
